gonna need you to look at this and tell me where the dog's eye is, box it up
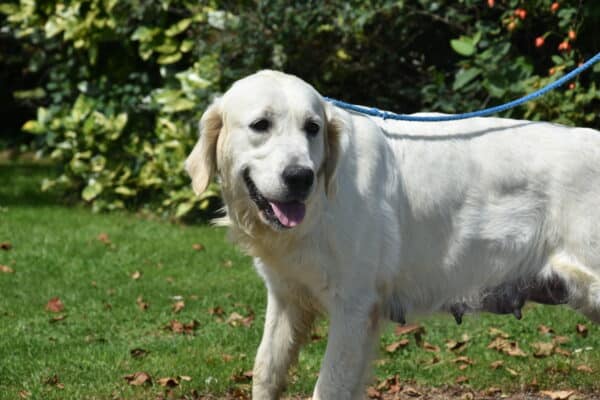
[250,118,271,132]
[304,121,320,137]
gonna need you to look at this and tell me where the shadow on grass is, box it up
[0,162,62,206]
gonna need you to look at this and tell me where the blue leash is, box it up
[324,51,600,122]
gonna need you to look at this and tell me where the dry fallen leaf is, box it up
[453,356,474,365]
[538,324,555,335]
[124,371,152,386]
[222,354,235,362]
[422,341,440,353]
[18,390,30,398]
[488,327,510,338]
[455,375,469,384]
[209,306,225,316]
[554,347,572,357]
[402,386,422,397]
[130,348,149,359]
[385,339,410,353]
[192,243,205,251]
[45,297,64,313]
[486,387,502,396]
[576,324,588,338]
[553,335,570,345]
[172,300,185,313]
[576,364,593,373]
[0,264,14,273]
[136,296,148,311]
[130,271,142,280]
[505,367,519,376]
[97,233,111,245]
[532,342,555,358]
[376,375,402,394]
[43,374,65,389]
[0,242,12,250]
[539,390,575,400]
[490,360,504,369]
[178,375,192,382]
[49,314,67,323]
[446,339,468,352]
[487,337,527,357]
[157,377,179,388]
[166,319,198,335]
[366,386,381,399]
[231,370,253,383]
[226,311,254,327]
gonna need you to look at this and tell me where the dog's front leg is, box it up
[253,290,314,400]
[313,301,380,400]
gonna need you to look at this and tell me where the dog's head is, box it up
[185,70,345,232]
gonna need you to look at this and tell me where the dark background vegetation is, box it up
[1,0,599,218]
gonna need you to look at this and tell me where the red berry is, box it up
[551,2,560,13]
[514,8,527,20]
[558,40,571,52]
[568,82,576,90]
[549,67,556,76]
[535,36,545,48]
[568,30,576,40]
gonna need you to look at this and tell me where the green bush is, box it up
[2,0,599,219]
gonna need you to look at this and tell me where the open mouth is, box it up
[243,169,306,229]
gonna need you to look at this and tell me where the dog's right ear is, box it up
[185,98,223,195]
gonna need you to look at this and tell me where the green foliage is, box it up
[2,0,600,218]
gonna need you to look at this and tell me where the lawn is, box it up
[1,162,599,400]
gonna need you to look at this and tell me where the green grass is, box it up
[1,162,599,399]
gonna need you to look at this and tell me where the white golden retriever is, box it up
[186,70,600,399]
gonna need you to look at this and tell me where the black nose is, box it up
[282,165,314,197]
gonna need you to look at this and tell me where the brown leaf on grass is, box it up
[402,386,422,397]
[231,370,253,383]
[226,312,254,328]
[18,390,31,398]
[172,300,185,313]
[178,375,192,382]
[539,390,575,400]
[376,375,402,394]
[445,339,468,351]
[209,306,225,316]
[395,324,425,346]
[0,264,14,273]
[157,377,179,388]
[130,348,149,359]
[488,327,510,338]
[553,335,570,345]
[96,233,111,245]
[130,271,142,280]
[538,324,555,335]
[192,243,205,251]
[43,374,65,389]
[222,259,233,268]
[487,337,527,357]
[576,323,588,338]
[166,319,199,335]
[490,360,504,369]
[532,342,555,358]
[123,371,152,386]
[49,314,67,323]
[0,241,12,250]
[222,353,234,362]
[505,367,519,376]
[453,356,474,365]
[386,338,410,353]
[422,341,440,353]
[458,364,469,371]
[486,387,502,396]
[136,296,148,311]
[455,375,469,384]
[554,347,571,357]
[45,297,64,313]
[576,364,594,373]
[366,386,382,399]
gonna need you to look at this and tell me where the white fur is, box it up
[186,70,600,400]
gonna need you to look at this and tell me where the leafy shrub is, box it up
[2,0,599,219]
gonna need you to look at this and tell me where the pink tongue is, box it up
[268,200,306,227]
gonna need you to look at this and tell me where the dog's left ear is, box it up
[185,98,222,195]
[323,103,347,197]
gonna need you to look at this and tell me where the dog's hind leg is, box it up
[253,289,315,400]
[548,253,600,323]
